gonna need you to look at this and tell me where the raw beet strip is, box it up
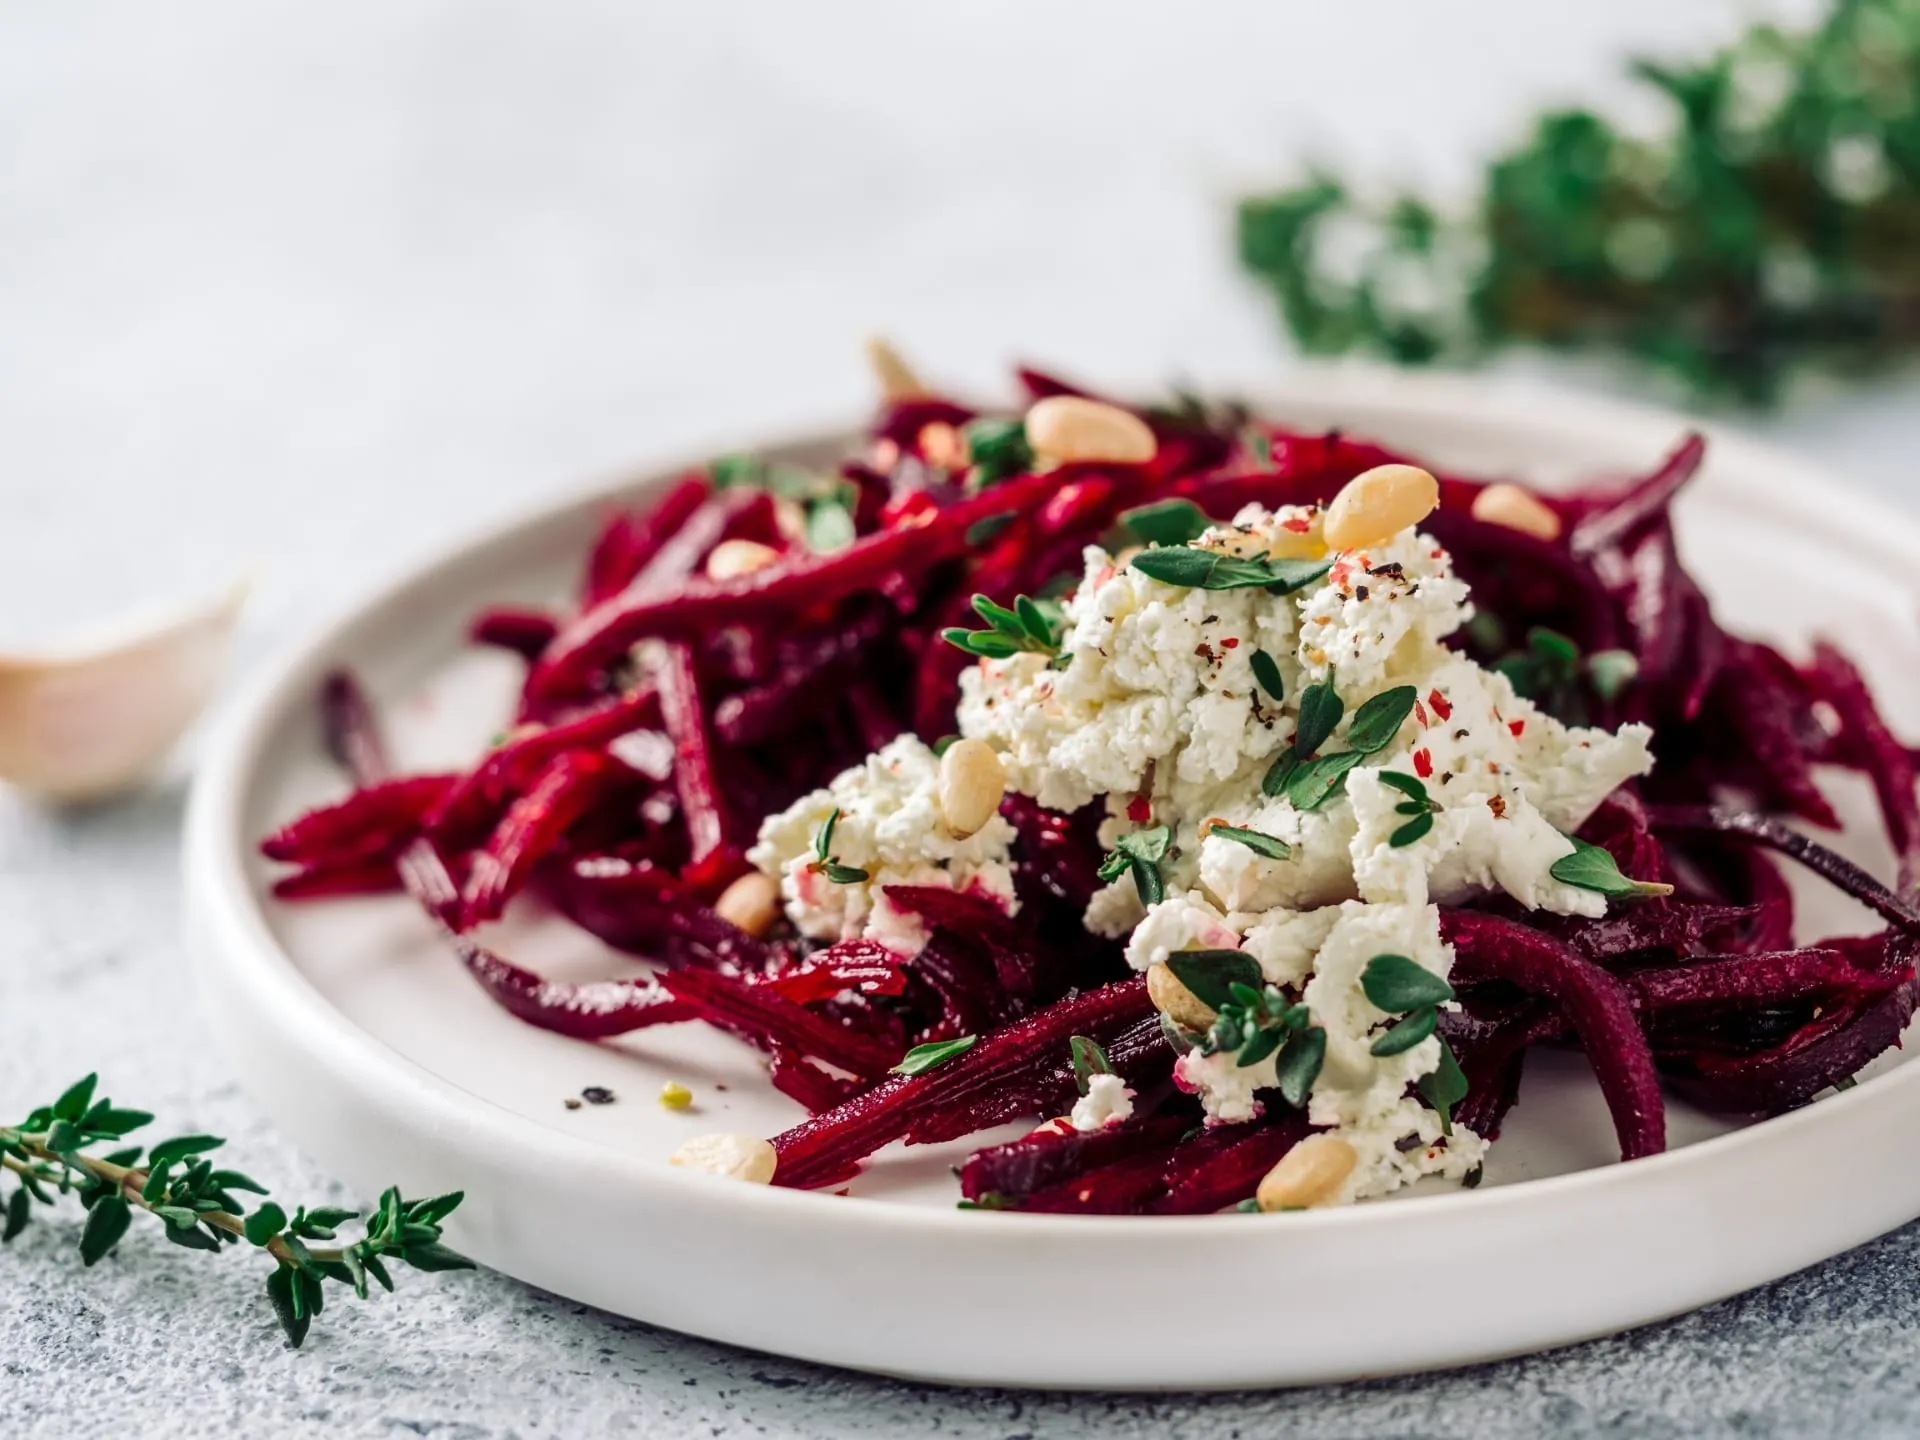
[1628,947,1903,1012]
[1702,641,1839,828]
[319,670,700,1037]
[656,641,733,873]
[260,773,455,865]
[1554,901,1759,964]
[762,940,909,1003]
[712,605,893,746]
[1151,1117,1314,1216]
[654,966,901,1079]
[1648,805,1920,930]
[430,687,661,842]
[583,476,709,605]
[1671,932,1920,1113]
[469,606,559,663]
[1567,432,1707,559]
[960,1116,1191,1206]
[450,934,693,1039]
[546,856,773,971]
[1441,911,1666,1160]
[1019,1141,1188,1215]
[1808,641,1920,889]
[770,977,1156,1190]
[769,1046,867,1114]
[530,473,1057,698]
[270,855,405,900]
[461,751,620,926]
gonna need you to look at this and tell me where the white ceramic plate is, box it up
[185,369,1920,1390]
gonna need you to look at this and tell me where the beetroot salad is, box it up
[262,354,1920,1215]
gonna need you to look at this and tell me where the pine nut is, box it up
[1470,482,1562,542]
[864,335,929,400]
[714,871,782,937]
[1322,464,1440,551]
[670,1131,778,1183]
[705,539,780,582]
[938,738,1006,838]
[1147,961,1217,1032]
[918,421,968,470]
[1025,397,1158,467]
[1256,1133,1358,1211]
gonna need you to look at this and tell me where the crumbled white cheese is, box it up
[1069,1073,1136,1132]
[746,735,1016,952]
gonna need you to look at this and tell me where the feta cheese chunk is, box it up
[746,735,1017,953]
[1069,1073,1136,1132]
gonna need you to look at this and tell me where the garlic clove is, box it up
[0,578,249,802]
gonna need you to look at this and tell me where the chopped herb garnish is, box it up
[1236,1197,1264,1213]
[943,592,1066,661]
[965,511,1017,547]
[1130,546,1332,594]
[1369,1005,1439,1056]
[1380,769,1443,846]
[1361,954,1456,1012]
[805,494,857,554]
[1097,824,1172,906]
[1292,675,1343,756]
[1461,1163,1484,1190]
[809,808,871,885]
[891,1036,977,1077]
[1069,1035,1114,1096]
[957,1191,1009,1210]
[1284,750,1365,811]
[1417,1038,1469,1135]
[1190,972,1314,1072]
[1550,835,1675,899]
[1207,823,1291,861]
[1118,498,1212,547]
[1273,1025,1327,1109]
[711,453,833,501]
[1345,685,1419,754]
[1165,949,1264,1011]
[962,418,1033,489]
[932,735,960,757]
[1586,649,1639,702]
[1389,812,1435,847]
[1249,649,1286,703]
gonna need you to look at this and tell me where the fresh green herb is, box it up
[1202,981,1314,1071]
[1237,1,1920,405]
[1381,770,1442,847]
[805,493,858,554]
[1097,824,1173,907]
[1586,649,1640,702]
[1361,954,1456,1012]
[1206,823,1291,861]
[1345,685,1419,754]
[932,735,960,757]
[1130,546,1332,594]
[1835,1075,1859,1093]
[943,592,1066,661]
[1273,1025,1327,1109]
[892,1036,978,1076]
[1236,1196,1264,1213]
[1249,649,1285,704]
[1159,1012,1201,1056]
[1260,749,1299,799]
[957,1191,1009,1211]
[1417,1038,1469,1135]
[1164,949,1264,1011]
[710,454,833,501]
[1069,1036,1114,1096]
[1486,627,1636,724]
[1369,1005,1440,1057]
[965,512,1017,547]
[963,418,1033,489]
[1244,429,1274,467]
[1292,675,1343,756]
[1118,498,1212,548]
[1361,954,1455,1064]
[1284,750,1365,811]
[1550,835,1675,899]
[1461,1163,1485,1189]
[810,808,871,885]
[0,1074,469,1349]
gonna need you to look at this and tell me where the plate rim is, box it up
[182,365,1920,1383]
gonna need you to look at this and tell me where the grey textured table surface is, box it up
[8,3,1920,1436]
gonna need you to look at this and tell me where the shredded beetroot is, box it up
[268,373,1920,1215]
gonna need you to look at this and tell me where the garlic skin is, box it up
[0,580,248,802]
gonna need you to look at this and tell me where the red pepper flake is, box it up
[1127,795,1152,824]
[1283,516,1313,533]
[1331,560,1353,589]
[1508,719,1526,737]
[1430,548,1444,559]
[1413,748,1433,779]
[1220,637,1240,649]
[1413,699,1430,727]
[1427,689,1452,721]
[1488,795,1507,818]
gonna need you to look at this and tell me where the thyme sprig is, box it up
[1237,1,1920,405]
[1097,823,1173,905]
[943,592,1069,666]
[810,808,870,885]
[0,1074,471,1348]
